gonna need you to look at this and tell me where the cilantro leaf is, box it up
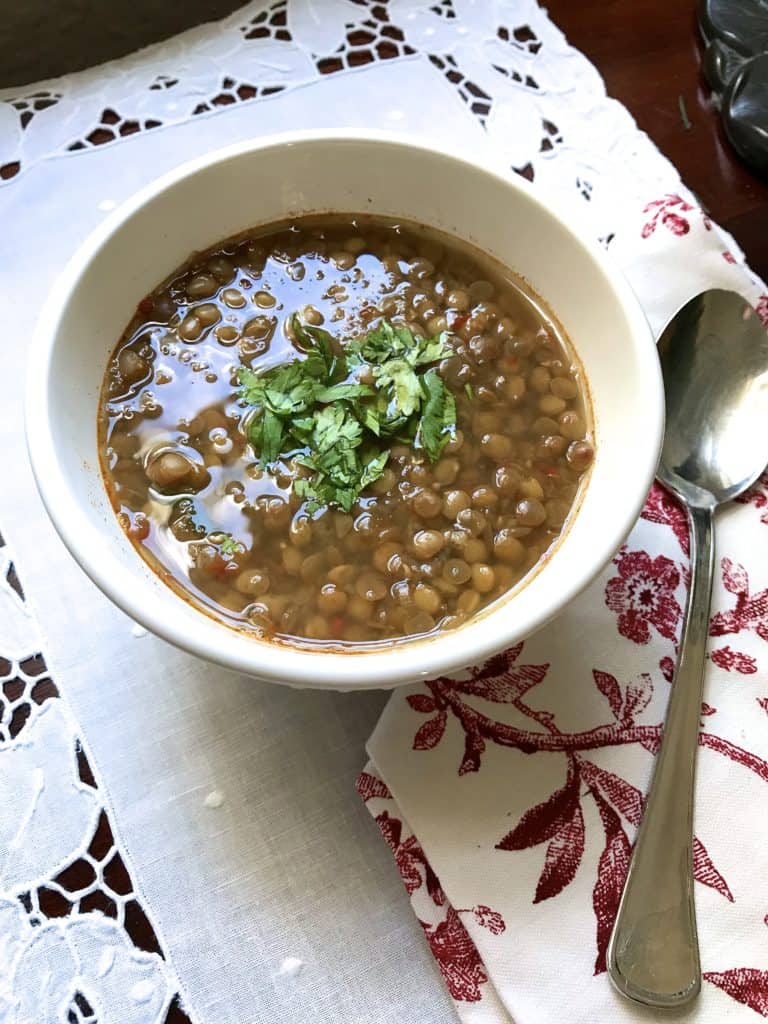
[238,367,266,406]
[291,415,316,441]
[359,449,389,488]
[374,358,422,419]
[238,315,458,511]
[419,369,457,461]
[347,320,409,365]
[359,403,381,437]
[313,405,363,452]
[348,321,451,368]
[409,332,452,367]
[219,535,239,556]
[334,488,358,513]
[291,316,341,381]
[315,382,374,403]
[260,408,285,464]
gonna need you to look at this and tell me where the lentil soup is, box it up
[98,215,594,648]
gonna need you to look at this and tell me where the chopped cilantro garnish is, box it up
[219,536,239,557]
[420,369,458,462]
[238,315,457,512]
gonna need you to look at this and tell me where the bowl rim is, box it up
[25,128,663,688]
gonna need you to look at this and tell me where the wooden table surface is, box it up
[548,0,768,281]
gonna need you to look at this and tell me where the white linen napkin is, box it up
[361,194,768,1022]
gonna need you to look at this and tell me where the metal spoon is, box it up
[607,289,768,1008]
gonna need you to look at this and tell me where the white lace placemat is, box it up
[1,3,766,1023]
[0,530,189,1024]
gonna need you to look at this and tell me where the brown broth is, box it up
[98,215,594,648]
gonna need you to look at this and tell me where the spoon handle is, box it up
[607,503,714,1007]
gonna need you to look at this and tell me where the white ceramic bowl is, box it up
[26,131,663,689]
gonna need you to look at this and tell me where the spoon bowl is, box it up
[659,289,768,508]
[608,289,768,1008]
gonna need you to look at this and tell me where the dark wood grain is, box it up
[548,0,768,280]
[0,1,243,89]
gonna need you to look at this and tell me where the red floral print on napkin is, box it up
[659,655,676,682]
[710,646,758,675]
[704,969,768,1015]
[355,770,391,802]
[376,810,444,903]
[640,482,689,556]
[497,759,586,904]
[710,558,768,643]
[736,473,768,524]
[641,194,710,238]
[605,548,683,645]
[400,641,768,997]
[420,907,489,1002]
[368,801,506,1004]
